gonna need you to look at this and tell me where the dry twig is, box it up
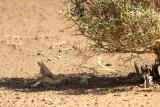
[97,57,115,72]
[53,41,66,46]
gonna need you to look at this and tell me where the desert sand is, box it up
[0,0,160,107]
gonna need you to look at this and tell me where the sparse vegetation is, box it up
[64,0,160,53]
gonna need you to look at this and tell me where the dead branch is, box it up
[53,41,66,46]
[97,57,115,72]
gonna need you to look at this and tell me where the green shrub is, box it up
[64,0,160,53]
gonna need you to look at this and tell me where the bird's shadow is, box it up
[0,73,140,95]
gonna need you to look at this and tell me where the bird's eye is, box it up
[49,75,52,78]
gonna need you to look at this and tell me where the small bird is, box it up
[26,61,66,87]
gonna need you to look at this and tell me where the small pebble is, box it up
[144,94,148,97]
[16,96,20,99]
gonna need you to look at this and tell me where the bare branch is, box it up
[53,41,66,46]
[97,57,115,72]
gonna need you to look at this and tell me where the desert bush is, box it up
[64,0,160,53]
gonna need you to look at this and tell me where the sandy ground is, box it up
[1,0,160,107]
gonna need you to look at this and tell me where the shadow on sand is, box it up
[0,73,139,95]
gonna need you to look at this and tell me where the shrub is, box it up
[64,0,160,53]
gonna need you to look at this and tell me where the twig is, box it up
[61,47,72,51]
[53,41,66,46]
[53,56,62,59]
[97,57,115,72]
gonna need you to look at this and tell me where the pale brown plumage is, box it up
[26,61,66,87]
